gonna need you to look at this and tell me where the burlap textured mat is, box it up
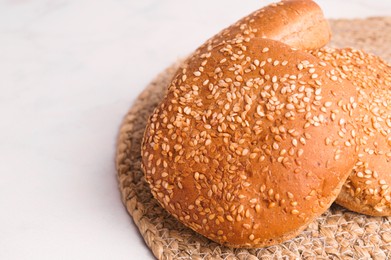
[116,18,391,259]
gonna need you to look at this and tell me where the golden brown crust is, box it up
[200,0,331,52]
[141,33,359,247]
[139,0,361,248]
[311,47,391,216]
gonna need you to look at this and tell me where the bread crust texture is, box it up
[311,47,391,216]
[141,0,360,247]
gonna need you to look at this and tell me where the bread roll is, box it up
[140,0,363,245]
[207,0,331,51]
[311,47,391,216]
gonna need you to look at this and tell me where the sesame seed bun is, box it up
[141,0,359,248]
[311,47,391,216]
[141,37,360,247]
[210,0,331,51]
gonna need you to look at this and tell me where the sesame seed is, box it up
[286,103,295,110]
[242,224,251,229]
[183,106,191,115]
[242,148,249,156]
[245,209,250,218]
[266,114,274,121]
[325,101,332,107]
[291,209,299,215]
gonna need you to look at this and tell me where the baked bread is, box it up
[311,47,391,216]
[209,0,331,51]
[141,1,360,247]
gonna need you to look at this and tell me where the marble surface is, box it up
[1,0,390,259]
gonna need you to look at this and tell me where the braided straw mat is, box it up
[116,18,391,259]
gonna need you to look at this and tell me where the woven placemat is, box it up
[116,18,391,260]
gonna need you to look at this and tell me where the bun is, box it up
[141,0,359,247]
[310,47,391,216]
[209,0,331,51]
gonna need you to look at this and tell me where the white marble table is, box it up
[1,0,390,259]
